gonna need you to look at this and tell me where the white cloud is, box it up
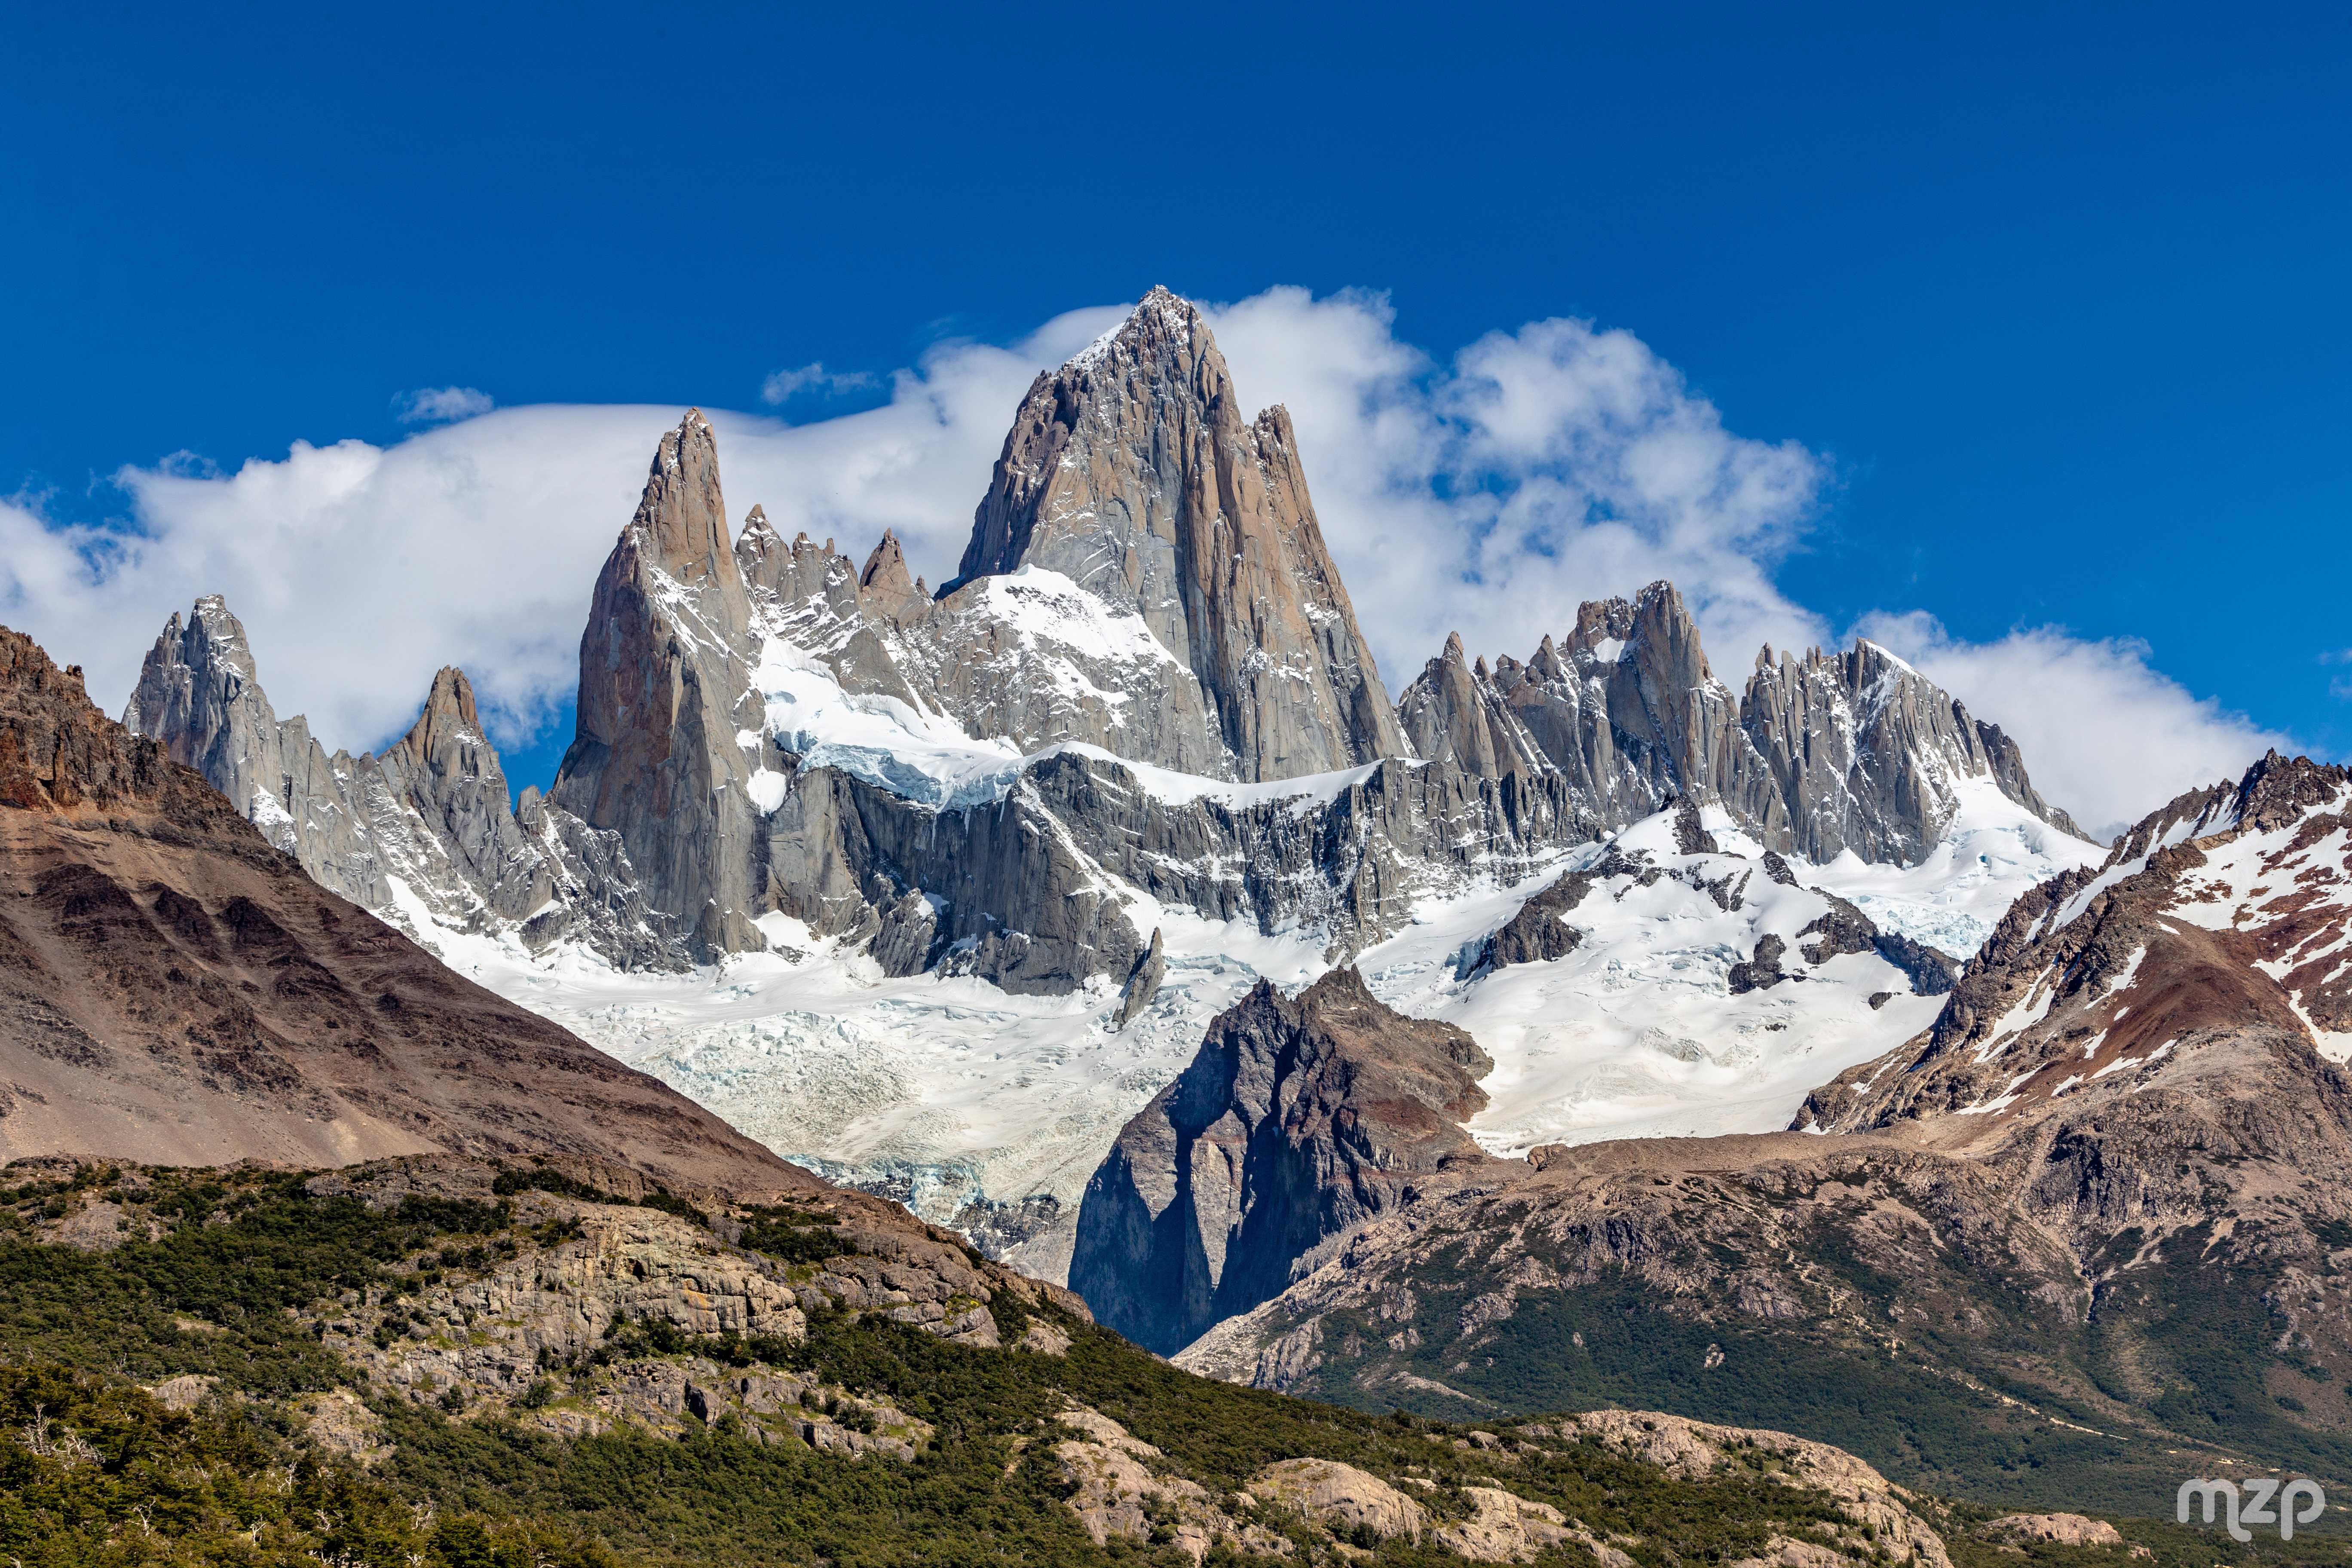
[0,308,1122,757]
[0,287,2297,836]
[1199,287,1831,687]
[758,363,882,406]
[393,386,494,425]
[1850,612,2293,840]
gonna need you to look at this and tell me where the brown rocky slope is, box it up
[3,1151,1992,1568]
[0,623,807,1194]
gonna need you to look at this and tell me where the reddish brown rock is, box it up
[0,622,805,1193]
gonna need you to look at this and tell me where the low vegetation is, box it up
[2,1162,2343,1567]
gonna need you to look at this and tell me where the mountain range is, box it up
[9,285,2346,1547]
[106,290,2099,1271]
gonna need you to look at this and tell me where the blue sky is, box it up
[3,1,2346,831]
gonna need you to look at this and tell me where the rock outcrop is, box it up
[122,598,688,971]
[1981,1514,2125,1547]
[1051,1406,1293,1559]
[945,287,1409,781]
[553,409,770,959]
[1112,927,1166,1032]
[1548,1412,1954,1568]
[1246,1458,1426,1541]
[1739,639,2082,862]
[1070,967,1494,1355]
[1461,866,1591,977]
[3,623,776,1187]
[733,513,934,714]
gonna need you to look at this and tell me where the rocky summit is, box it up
[125,596,687,971]
[1396,582,2081,864]
[553,407,772,959]
[947,286,1408,781]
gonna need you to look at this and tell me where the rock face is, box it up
[123,595,386,907]
[122,598,688,971]
[733,513,935,715]
[1738,639,2080,863]
[1070,967,1494,1355]
[1402,583,2085,865]
[1396,633,1552,781]
[120,596,308,854]
[1462,866,1591,977]
[945,287,1409,781]
[553,409,770,959]
[514,380,1605,978]
[1170,753,2352,1516]
[0,625,787,1187]
[771,747,1601,993]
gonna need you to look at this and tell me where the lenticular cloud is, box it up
[0,286,2289,827]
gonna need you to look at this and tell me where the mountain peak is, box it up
[556,415,766,959]
[946,289,1406,781]
[631,410,741,595]
[430,665,477,724]
[389,666,487,775]
[856,530,927,627]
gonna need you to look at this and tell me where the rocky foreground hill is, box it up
[1129,753,2352,1518]
[2,1150,2255,1568]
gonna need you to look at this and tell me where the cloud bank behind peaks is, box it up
[0,287,2293,831]
[1851,612,2294,842]
[1204,287,1832,684]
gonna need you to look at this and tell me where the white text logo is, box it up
[2177,1478,2325,1541]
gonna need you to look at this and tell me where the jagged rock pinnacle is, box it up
[942,288,1407,782]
